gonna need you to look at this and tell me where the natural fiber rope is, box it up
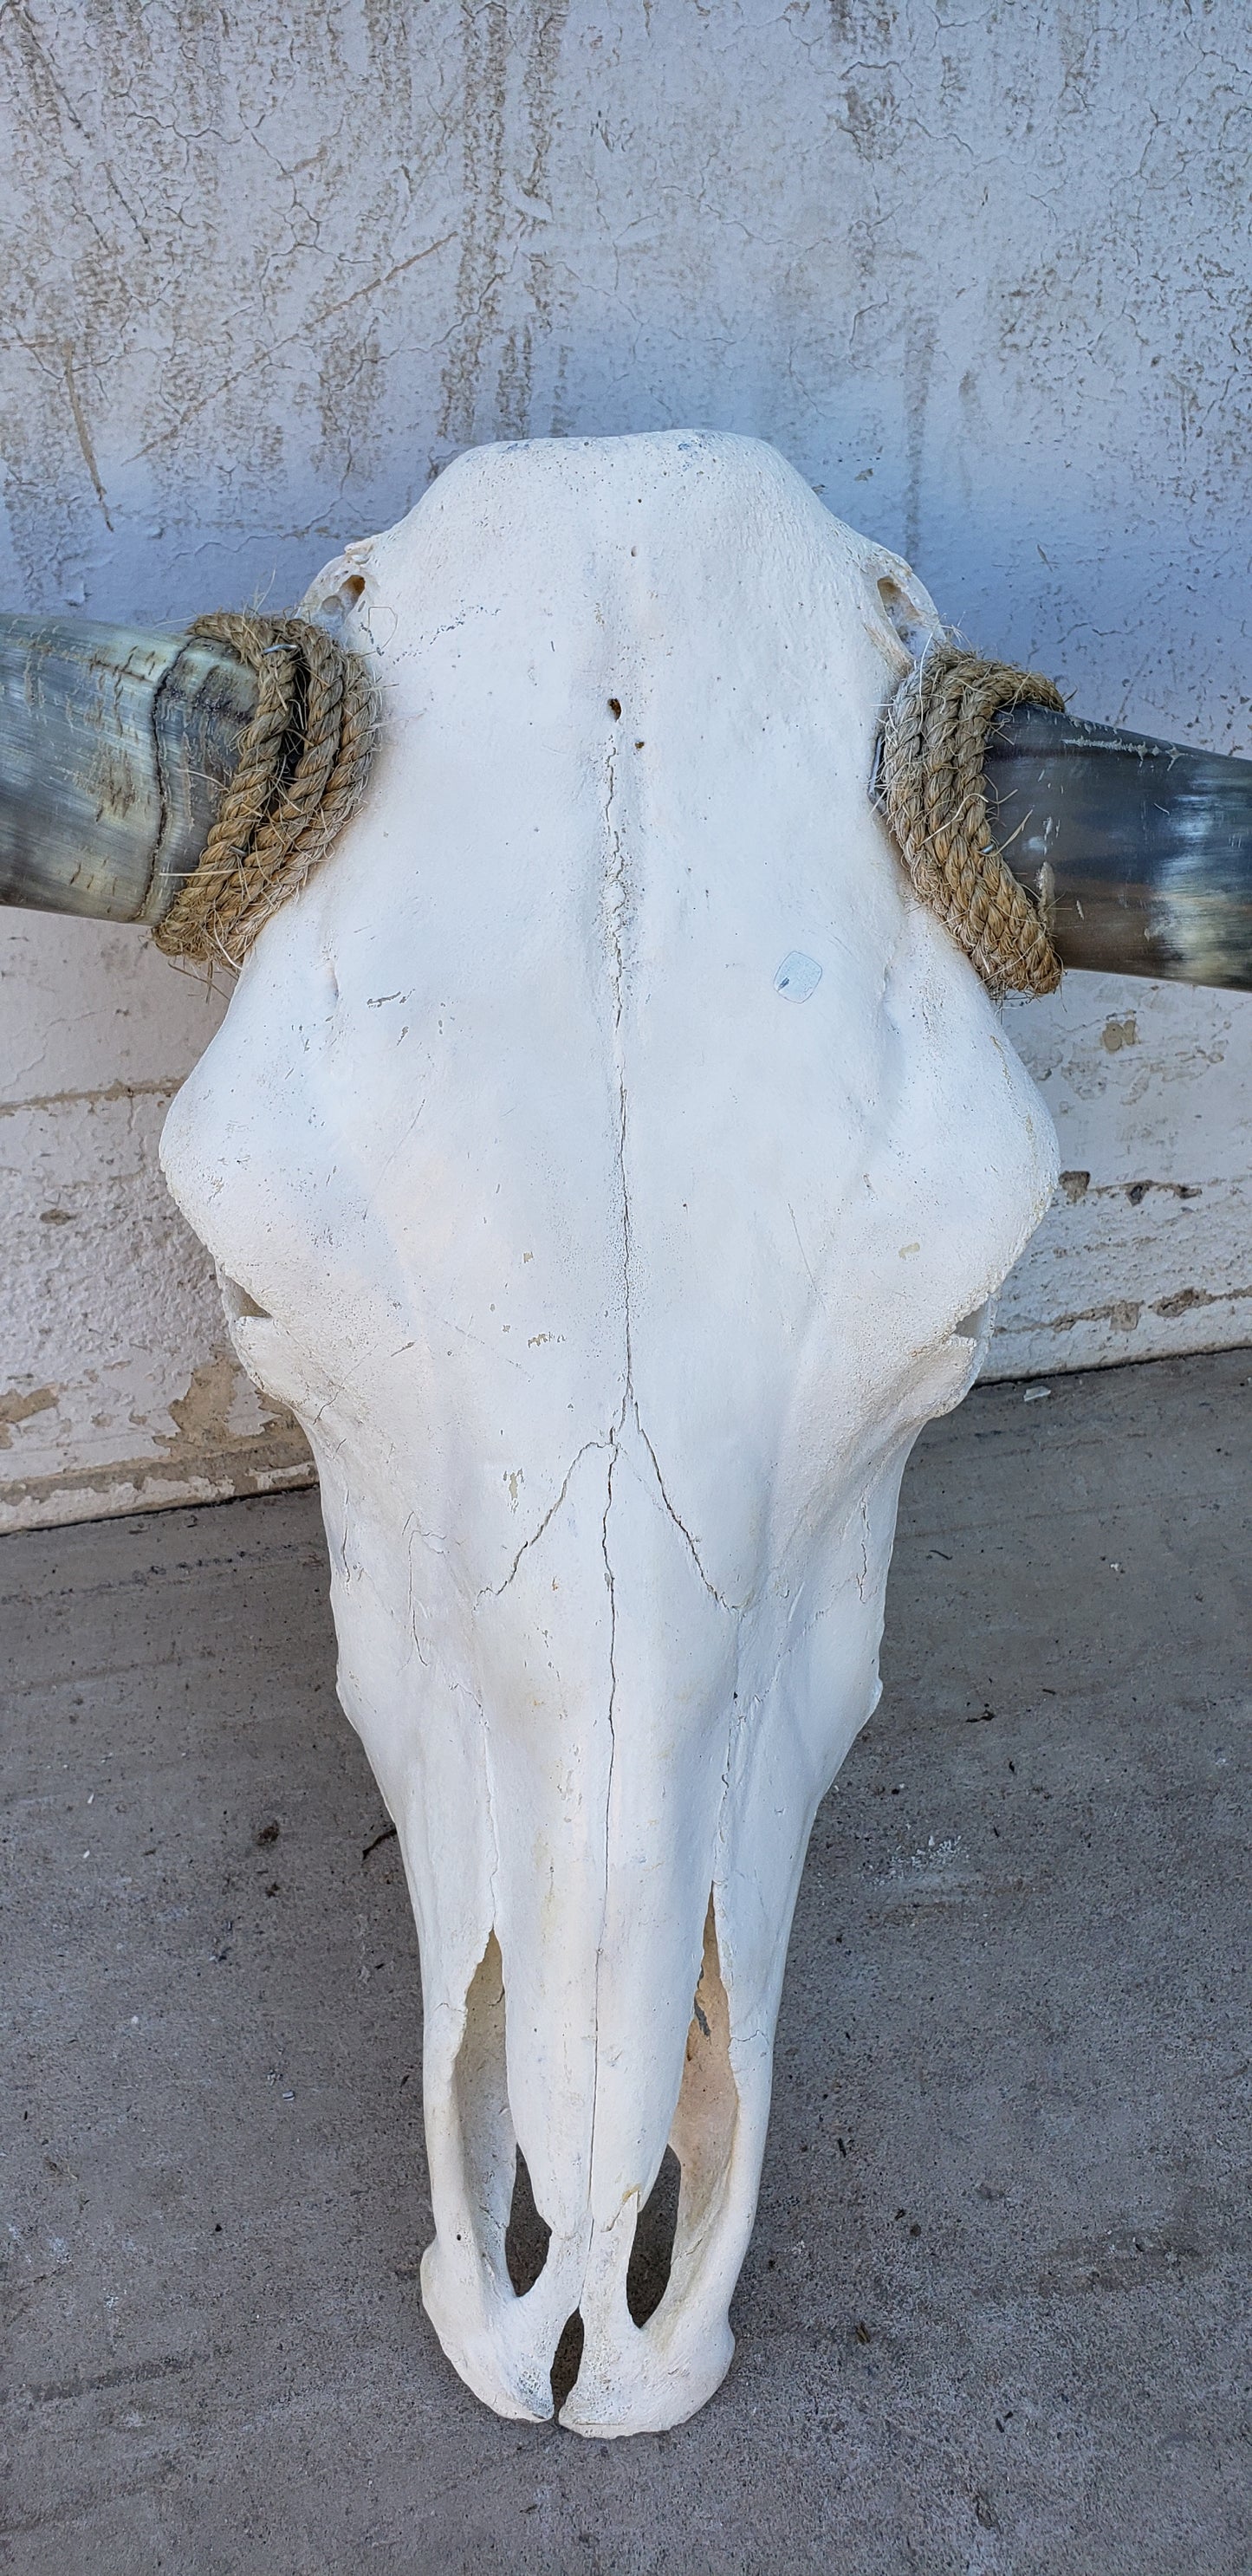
[879,641,1066,996]
[155,614,1060,990]
[153,611,379,969]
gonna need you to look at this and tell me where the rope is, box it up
[879,642,1065,996]
[155,615,1060,990]
[153,611,379,969]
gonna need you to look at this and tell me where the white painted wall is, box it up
[990,978,1252,1379]
[0,918,310,1528]
[2,0,1249,1526]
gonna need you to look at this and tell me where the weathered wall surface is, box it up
[990,977,1252,1379]
[2,0,1249,1524]
[0,915,311,1529]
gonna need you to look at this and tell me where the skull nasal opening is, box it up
[504,2148,550,2296]
[626,2146,681,2325]
[448,1892,739,2419]
[655,1893,738,2310]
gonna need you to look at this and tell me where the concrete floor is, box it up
[2,1349,1248,2575]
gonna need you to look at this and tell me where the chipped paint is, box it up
[0,912,311,1531]
[990,973,1252,1379]
[0,1431,313,1533]
[0,1385,58,1447]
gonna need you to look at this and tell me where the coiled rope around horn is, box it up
[155,616,1061,990]
[154,611,378,969]
[879,642,1066,996]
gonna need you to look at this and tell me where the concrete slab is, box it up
[2,1350,1248,2574]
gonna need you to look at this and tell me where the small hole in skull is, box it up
[626,2145,682,2326]
[954,1301,989,1342]
[318,572,367,631]
[876,574,933,660]
[550,2309,585,2414]
[504,2148,551,2296]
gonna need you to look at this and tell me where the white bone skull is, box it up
[160,431,1057,2436]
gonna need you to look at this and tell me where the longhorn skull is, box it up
[5,421,1249,2429]
[142,432,1055,2430]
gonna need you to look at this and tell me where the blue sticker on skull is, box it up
[775,951,822,1002]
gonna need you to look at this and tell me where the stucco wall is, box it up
[0,916,312,1528]
[2,0,1249,1527]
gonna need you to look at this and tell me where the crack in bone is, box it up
[587,1417,622,2234]
[479,1435,611,1600]
[579,732,633,2330]
[603,738,633,1394]
[632,1406,740,1612]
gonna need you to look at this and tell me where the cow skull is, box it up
[157,431,1058,2433]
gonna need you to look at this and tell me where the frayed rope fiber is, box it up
[879,642,1066,996]
[154,611,379,969]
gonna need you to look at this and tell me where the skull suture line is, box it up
[160,431,1057,2435]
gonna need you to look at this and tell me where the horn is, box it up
[3,613,1250,990]
[986,702,1252,992]
[0,615,256,924]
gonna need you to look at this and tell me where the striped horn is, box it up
[2,612,1250,990]
[0,615,256,925]
[985,702,1252,993]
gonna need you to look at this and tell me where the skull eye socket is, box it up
[954,1300,991,1343]
[220,1274,271,1324]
